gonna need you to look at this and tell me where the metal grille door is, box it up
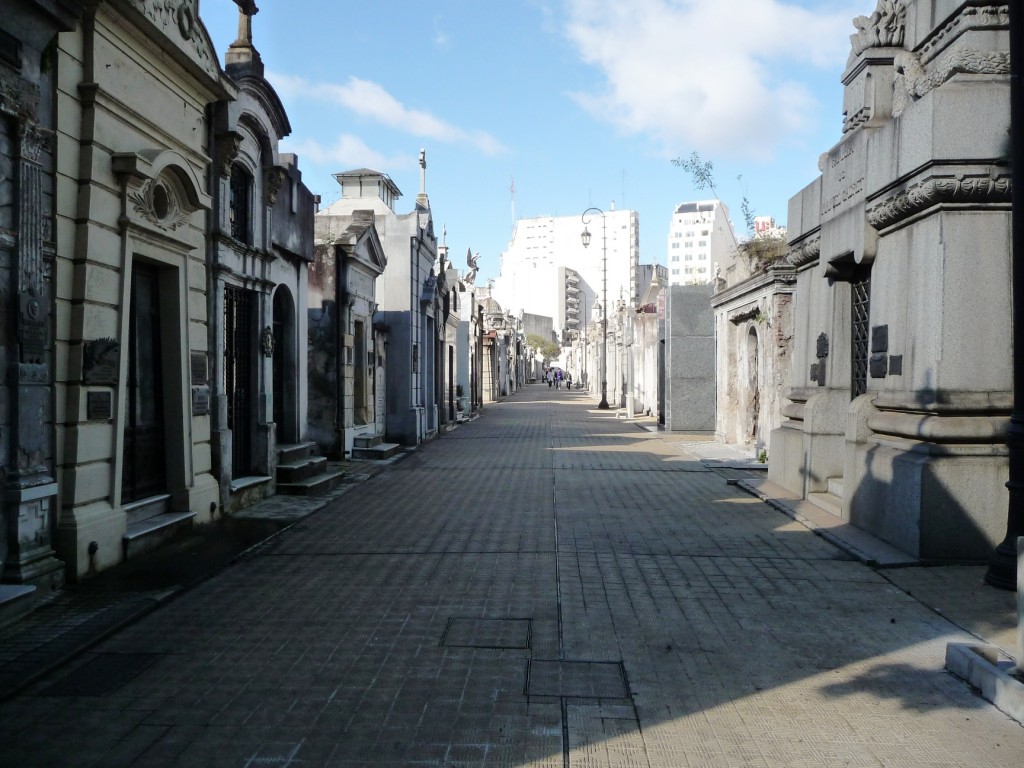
[851,271,871,399]
[224,285,255,476]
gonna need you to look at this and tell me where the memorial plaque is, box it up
[192,387,210,416]
[870,353,888,378]
[87,391,112,421]
[871,325,888,354]
[889,355,903,376]
[190,352,208,385]
[83,338,120,385]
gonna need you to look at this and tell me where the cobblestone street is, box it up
[1,385,1021,767]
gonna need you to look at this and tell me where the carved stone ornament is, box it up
[125,1,218,79]
[264,166,287,206]
[894,48,1011,116]
[261,325,274,357]
[216,131,243,177]
[849,0,907,62]
[127,177,190,231]
[787,235,821,268]
[866,172,1011,230]
[18,120,52,163]
[919,5,1010,63]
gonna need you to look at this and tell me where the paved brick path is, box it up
[1,386,1021,766]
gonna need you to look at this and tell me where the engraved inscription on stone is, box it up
[87,391,113,421]
[190,352,208,385]
[83,338,120,385]
[821,137,866,219]
[192,387,210,416]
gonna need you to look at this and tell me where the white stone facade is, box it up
[769,0,1011,561]
[53,1,230,577]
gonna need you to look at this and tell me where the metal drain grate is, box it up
[440,618,532,649]
[40,652,162,697]
[525,659,630,699]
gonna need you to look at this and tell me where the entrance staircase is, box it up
[352,433,402,461]
[276,443,347,496]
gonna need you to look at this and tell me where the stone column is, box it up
[3,119,63,590]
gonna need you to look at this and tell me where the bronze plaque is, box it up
[86,391,112,421]
[83,338,120,385]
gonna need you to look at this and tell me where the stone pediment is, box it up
[121,0,221,83]
[112,149,210,242]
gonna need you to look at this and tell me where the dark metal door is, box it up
[851,269,871,399]
[272,296,285,436]
[225,285,255,476]
[123,263,166,503]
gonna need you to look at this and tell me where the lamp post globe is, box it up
[581,207,609,410]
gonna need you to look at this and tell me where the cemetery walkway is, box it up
[0,384,1020,767]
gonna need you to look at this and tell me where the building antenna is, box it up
[510,176,516,231]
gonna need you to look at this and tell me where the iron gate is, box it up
[224,285,255,476]
[851,270,871,399]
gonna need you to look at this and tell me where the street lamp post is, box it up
[581,207,609,409]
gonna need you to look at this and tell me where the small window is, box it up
[152,183,170,220]
[229,164,253,245]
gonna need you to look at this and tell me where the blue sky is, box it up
[201,0,866,283]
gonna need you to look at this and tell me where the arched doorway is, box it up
[272,286,297,443]
[746,326,760,444]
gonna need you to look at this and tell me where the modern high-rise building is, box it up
[494,207,640,342]
[666,200,738,286]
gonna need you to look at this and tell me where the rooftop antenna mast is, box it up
[510,176,516,232]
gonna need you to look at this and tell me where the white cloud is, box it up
[269,72,506,156]
[563,0,862,158]
[280,134,410,172]
[433,16,450,48]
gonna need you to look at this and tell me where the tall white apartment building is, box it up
[494,207,640,341]
[666,200,738,285]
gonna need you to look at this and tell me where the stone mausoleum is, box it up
[770,0,1011,561]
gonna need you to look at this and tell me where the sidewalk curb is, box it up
[945,643,1024,725]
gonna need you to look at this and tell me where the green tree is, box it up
[672,151,786,272]
[527,333,561,362]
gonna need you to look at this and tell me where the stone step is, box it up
[0,585,37,629]
[123,511,197,561]
[276,467,348,496]
[351,442,402,461]
[276,455,327,484]
[276,442,317,464]
[124,493,171,527]
[353,434,384,449]
[807,491,843,518]
[827,476,845,499]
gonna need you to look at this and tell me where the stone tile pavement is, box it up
[0,385,1020,767]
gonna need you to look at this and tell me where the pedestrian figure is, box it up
[556,369,563,389]
[566,372,572,389]
[546,369,553,388]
